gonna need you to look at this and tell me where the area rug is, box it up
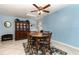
[23,42,67,55]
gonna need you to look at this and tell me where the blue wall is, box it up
[0,15,37,39]
[0,16,15,39]
[43,4,79,47]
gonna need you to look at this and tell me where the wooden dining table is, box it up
[27,31,51,50]
[29,31,49,39]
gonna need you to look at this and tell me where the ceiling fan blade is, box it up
[42,4,51,9]
[33,4,39,10]
[31,10,38,12]
[43,10,50,13]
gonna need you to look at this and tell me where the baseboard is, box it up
[51,40,79,51]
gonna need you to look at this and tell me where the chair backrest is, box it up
[43,31,52,40]
[49,32,52,40]
[41,31,52,42]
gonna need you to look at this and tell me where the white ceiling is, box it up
[0,4,67,18]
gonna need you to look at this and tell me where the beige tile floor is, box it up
[0,39,27,55]
[0,39,79,55]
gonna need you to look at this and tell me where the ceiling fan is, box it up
[31,4,51,15]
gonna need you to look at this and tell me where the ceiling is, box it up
[0,4,67,18]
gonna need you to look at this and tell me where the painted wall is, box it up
[0,15,37,40]
[43,4,79,47]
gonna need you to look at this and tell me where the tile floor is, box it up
[0,39,27,55]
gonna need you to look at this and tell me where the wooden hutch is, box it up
[15,19,30,40]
